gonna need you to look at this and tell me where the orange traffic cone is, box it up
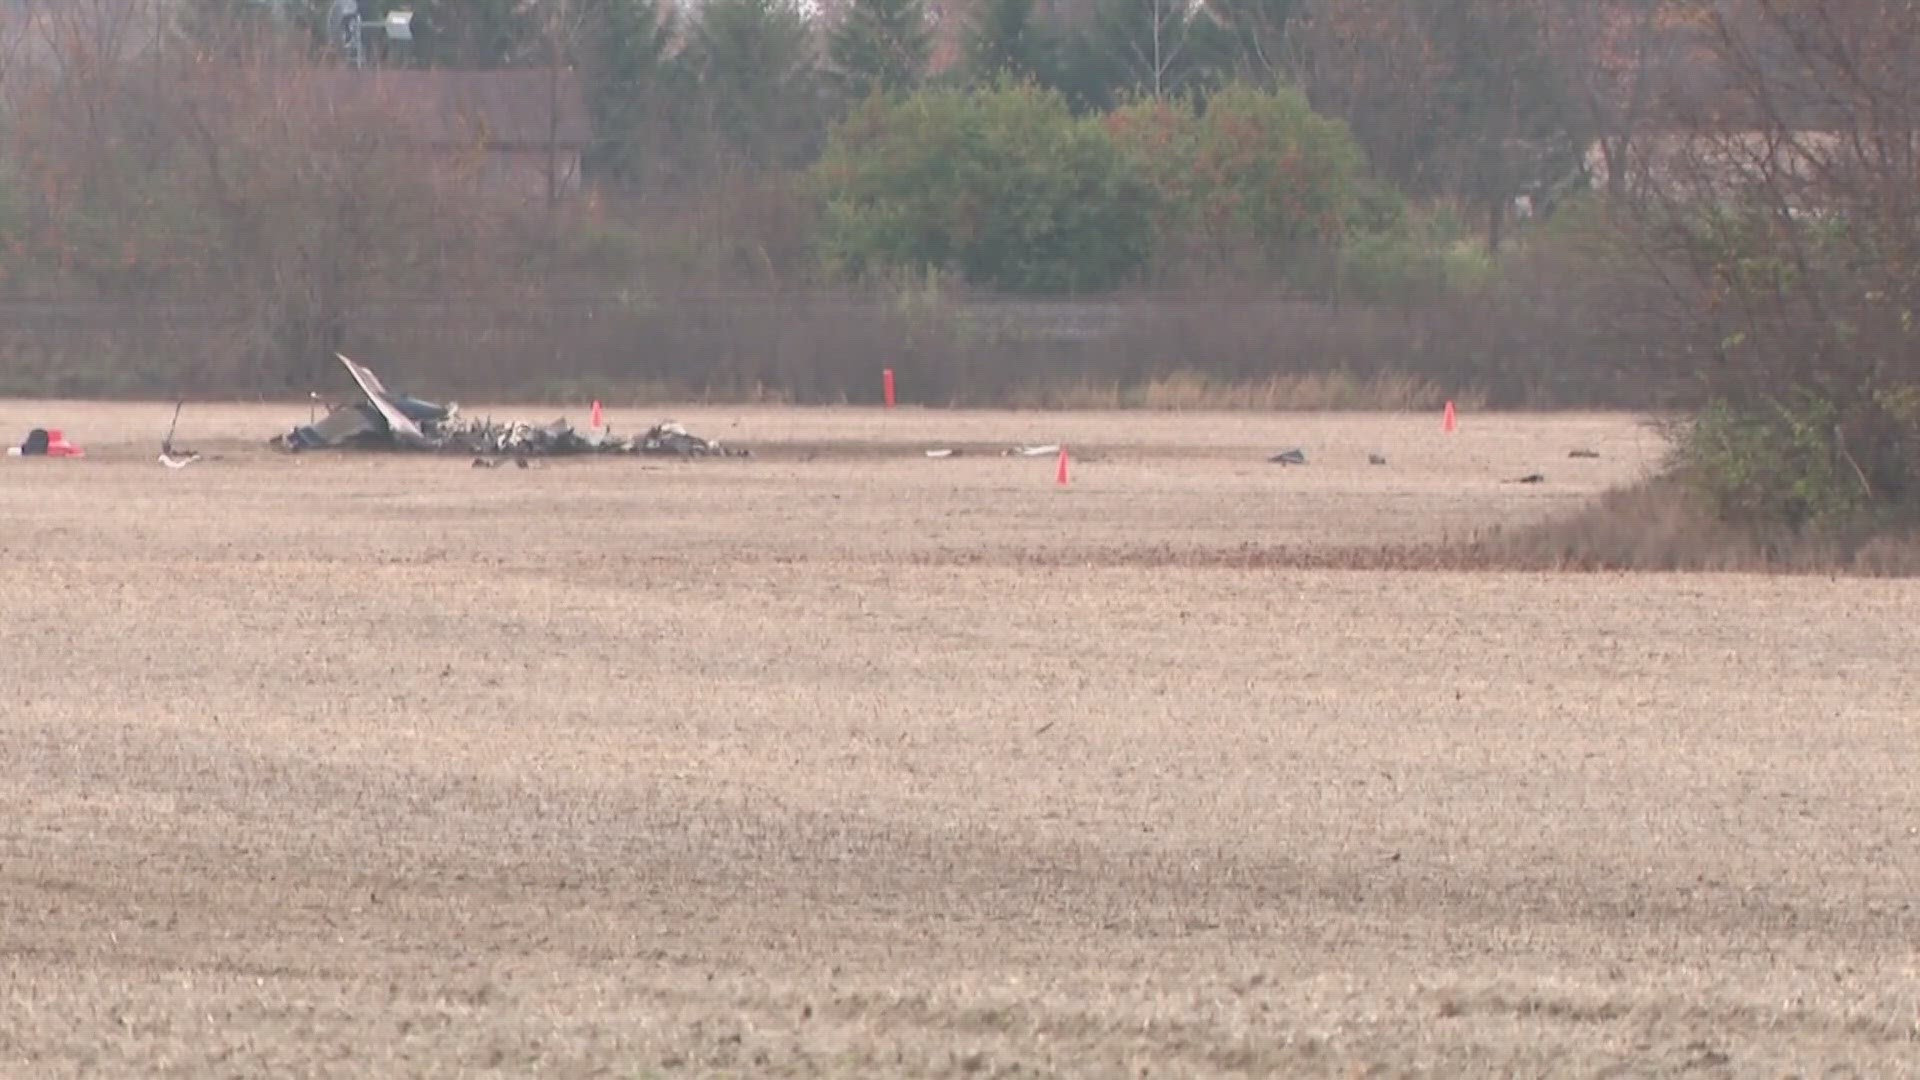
[44,429,84,458]
[1442,400,1457,434]
[1056,445,1070,486]
[590,400,604,429]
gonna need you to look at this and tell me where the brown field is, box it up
[2,402,1917,1078]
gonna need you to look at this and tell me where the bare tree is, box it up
[4,19,510,384]
[1290,0,1442,190]
[1075,0,1220,102]
[0,4,29,100]
[538,0,593,210]
[1204,0,1299,88]
[1625,0,1920,519]
[1542,0,1693,196]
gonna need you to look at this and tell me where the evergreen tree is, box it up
[1058,0,1231,112]
[174,0,298,54]
[828,0,933,100]
[583,0,679,179]
[964,0,1057,86]
[686,0,823,168]
[402,0,543,66]
[1425,0,1583,252]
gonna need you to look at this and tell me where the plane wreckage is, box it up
[272,355,747,459]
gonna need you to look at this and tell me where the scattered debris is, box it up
[925,448,959,459]
[272,354,747,459]
[1269,448,1308,466]
[1509,473,1546,484]
[1568,449,1601,459]
[1008,444,1061,458]
[638,421,737,458]
[279,397,383,451]
[7,429,46,457]
[157,401,203,468]
[162,401,185,455]
[7,428,83,458]
[1369,453,1388,466]
[471,458,499,469]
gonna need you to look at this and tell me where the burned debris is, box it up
[272,354,747,459]
[159,401,203,468]
[6,428,84,458]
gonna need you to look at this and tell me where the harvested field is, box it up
[2,403,1917,1078]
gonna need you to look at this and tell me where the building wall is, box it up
[1585,130,1851,203]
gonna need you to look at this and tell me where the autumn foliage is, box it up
[1106,87,1363,275]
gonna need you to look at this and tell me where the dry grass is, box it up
[1464,478,1920,574]
[2,402,1917,1078]
[1005,371,1489,412]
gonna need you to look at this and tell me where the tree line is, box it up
[175,0,1597,256]
[10,0,1920,545]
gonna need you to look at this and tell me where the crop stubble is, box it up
[0,404,1916,1077]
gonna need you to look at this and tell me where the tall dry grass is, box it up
[1467,479,1920,575]
[1007,371,1489,411]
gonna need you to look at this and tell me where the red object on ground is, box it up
[1442,400,1457,434]
[883,368,897,408]
[45,429,83,458]
[1056,445,1069,486]
[591,400,604,428]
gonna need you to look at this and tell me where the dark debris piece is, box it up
[273,355,748,460]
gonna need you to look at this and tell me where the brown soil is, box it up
[1,404,1915,1077]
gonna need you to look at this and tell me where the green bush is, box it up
[1329,211,1494,303]
[1190,86,1365,253]
[1336,234,1450,302]
[1679,395,1869,531]
[1107,86,1366,274]
[813,84,1154,294]
[1346,179,1410,239]
[1647,187,1920,534]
